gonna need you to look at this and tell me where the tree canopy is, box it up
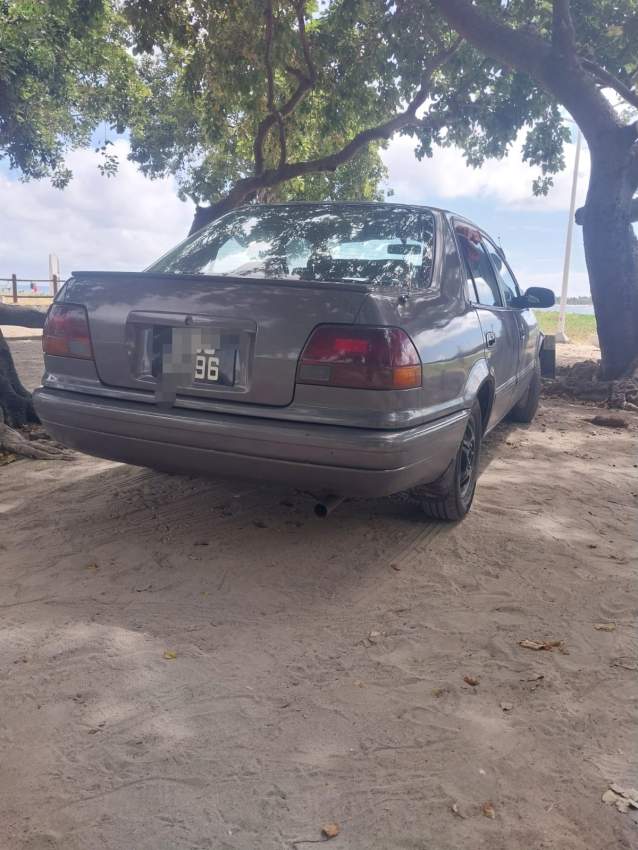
[6,0,635,221]
[0,0,142,186]
[2,1,636,214]
[122,0,585,225]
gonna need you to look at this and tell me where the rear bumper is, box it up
[33,388,468,497]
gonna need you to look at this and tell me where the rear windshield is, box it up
[147,204,435,288]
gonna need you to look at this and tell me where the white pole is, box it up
[556,130,582,343]
[48,253,60,281]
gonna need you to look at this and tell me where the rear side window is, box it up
[148,204,436,289]
[455,225,503,307]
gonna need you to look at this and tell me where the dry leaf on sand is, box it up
[321,822,340,839]
[163,650,177,660]
[500,701,514,711]
[463,675,480,686]
[481,801,496,819]
[593,623,616,631]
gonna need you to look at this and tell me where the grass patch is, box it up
[534,311,598,343]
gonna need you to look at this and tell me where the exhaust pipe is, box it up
[314,494,345,518]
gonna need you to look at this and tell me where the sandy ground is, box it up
[1,327,42,340]
[1,341,637,850]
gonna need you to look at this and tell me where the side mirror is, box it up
[510,287,556,309]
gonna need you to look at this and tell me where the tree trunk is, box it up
[581,144,638,379]
[0,304,45,426]
[189,193,251,235]
[0,330,39,427]
[0,305,72,458]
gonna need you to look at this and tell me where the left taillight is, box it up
[43,304,93,359]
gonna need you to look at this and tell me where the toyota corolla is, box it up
[34,203,554,520]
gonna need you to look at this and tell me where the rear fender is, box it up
[462,358,491,406]
[462,359,494,429]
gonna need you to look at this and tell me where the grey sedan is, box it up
[34,203,554,520]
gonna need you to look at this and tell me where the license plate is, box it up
[162,328,237,388]
[194,348,220,382]
[192,345,237,386]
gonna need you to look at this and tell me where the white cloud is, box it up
[0,140,193,280]
[382,132,589,212]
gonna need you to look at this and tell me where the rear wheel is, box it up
[416,401,482,522]
[508,359,541,423]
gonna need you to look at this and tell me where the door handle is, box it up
[485,331,496,348]
[519,327,527,339]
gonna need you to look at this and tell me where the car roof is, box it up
[231,200,464,218]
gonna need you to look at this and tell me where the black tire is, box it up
[417,401,482,522]
[508,358,541,423]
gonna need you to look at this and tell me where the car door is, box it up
[453,221,522,428]
[482,234,539,389]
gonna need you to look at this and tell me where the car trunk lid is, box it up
[68,271,370,407]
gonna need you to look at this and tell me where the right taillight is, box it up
[297,325,422,390]
[43,304,93,359]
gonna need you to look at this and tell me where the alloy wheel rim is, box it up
[459,419,476,499]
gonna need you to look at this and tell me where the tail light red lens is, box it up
[297,325,421,390]
[43,304,93,359]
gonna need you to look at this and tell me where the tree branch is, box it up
[575,195,638,225]
[580,58,638,111]
[255,0,286,172]
[431,0,621,145]
[254,0,316,176]
[264,0,276,111]
[551,0,577,57]
[629,140,638,187]
[294,0,316,85]
[192,40,460,233]
[267,39,461,179]
[430,0,549,78]
[0,304,46,328]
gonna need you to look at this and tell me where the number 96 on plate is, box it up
[194,348,220,382]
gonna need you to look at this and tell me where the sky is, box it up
[0,130,592,296]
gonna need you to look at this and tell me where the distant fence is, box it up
[0,274,59,305]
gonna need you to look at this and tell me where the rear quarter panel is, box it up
[356,212,486,424]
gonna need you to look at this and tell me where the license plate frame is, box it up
[163,328,238,389]
[192,345,237,387]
